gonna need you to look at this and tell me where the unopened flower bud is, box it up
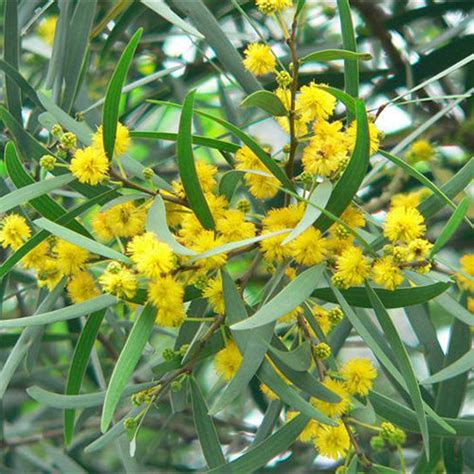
[276,71,292,87]
[40,154,57,171]
[170,380,182,392]
[106,261,122,274]
[60,132,77,149]
[236,199,251,213]
[162,348,176,361]
[283,144,291,154]
[142,167,154,179]
[124,417,137,432]
[314,342,331,360]
[370,435,385,451]
[328,307,344,325]
[194,275,209,290]
[51,124,63,137]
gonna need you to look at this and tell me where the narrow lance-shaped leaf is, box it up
[102,28,143,159]
[423,350,474,385]
[365,282,430,458]
[240,90,287,116]
[301,49,372,64]
[101,304,157,432]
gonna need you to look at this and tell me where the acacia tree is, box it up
[0,0,473,472]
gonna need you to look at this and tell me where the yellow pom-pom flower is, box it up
[190,230,228,271]
[457,254,474,292]
[372,256,404,291]
[243,43,276,76]
[37,258,63,291]
[311,378,350,418]
[22,241,50,270]
[256,0,293,15]
[67,271,100,304]
[302,137,347,177]
[296,82,336,122]
[289,227,328,266]
[332,246,371,289]
[406,139,435,164]
[101,202,147,239]
[286,411,319,443]
[128,232,176,278]
[216,209,256,242]
[148,276,185,327]
[313,422,350,460]
[70,146,109,185]
[202,276,225,314]
[407,238,433,262]
[54,240,89,276]
[99,265,137,299]
[384,206,426,243]
[92,123,131,157]
[346,121,382,155]
[0,214,31,250]
[390,191,423,210]
[92,211,114,241]
[340,358,377,396]
[38,16,57,46]
[214,340,242,381]
[311,305,332,335]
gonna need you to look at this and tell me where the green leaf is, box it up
[282,181,333,244]
[190,378,225,468]
[423,350,474,385]
[313,280,451,308]
[218,170,243,200]
[266,341,312,372]
[301,49,372,63]
[102,28,143,159]
[130,131,239,153]
[64,310,106,445]
[232,265,325,331]
[314,99,369,231]
[0,295,117,329]
[140,0,204,38]
[430,197,470,256]
[146,195,197,256]
[207,414,309,474]
[240,90,287,116]
[365,282,430,458]
[34,217,131,264]
[177,90,215,230]
[0,148,75,214]
[101,304,156,432]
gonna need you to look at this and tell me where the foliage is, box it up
[0,0,473,472]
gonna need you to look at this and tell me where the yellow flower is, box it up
[67,271,100,304]
[302,137,347,177]
[190,230,228,270]
[235,146,280,199]
[0,214,31,250]
[296,82,336,122]
[148,275,185,327]
[101,202,147,238]
[92,123,131,157]
[202,276,225,314]
[128,232,176,278]
[216,209,256,242]
[313,119,344,141]
[279,305,303,324]
[70,146,109,185]
[289,227,327,266]
[467,296,474,313]
[92,211,114,241]
[38,16,57,45]
[457,254,474,292]
[340,358,377,396]
[332,246,371,289]
[37,257,63,291]
[406,139,435,164]
[99,265,137,299]
[346,121,382,155]
[313,422,350,460]
[390,191,422,209]
[311,305,332,334]
[384,206,426,243]
[54,240,89,275]
[311,378,350,418]
[286,411,319,443]
[256,0,293,15]
[214,340,242,381]
[407,238,433,262]
[173,161,218,199]
[22,241,50,270]
[372,256,404,291]
[243,43,276,76]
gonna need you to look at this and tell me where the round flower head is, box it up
[190,230,228,271]
[332,246,371,289]
[37,257,63,291]
[214,340,242,381]
[313,423,350,460]
[54,240,89,275]
[296,82,336,122]
[407,238,433,262]
[406,139,435,164]
[286,411,319,443]
[67,271,100,304]
[38,16,57,45]
[384,206,426,243]
[202,276,225,314]
[390,191,422,210]
[372,256,404,291]
[289,227,328,266]
[243,43,276,76]
[457,254,474,292]
[103,202,147,238]
[0,214,31,250]
[92,123,131,157]
[256,0,293,15]
[70,146,109,185]
[148,275,185,327]
[312,305,332,335]
[311,378,350,418]
[346,121,382,156]
[99,265,137,299]
[340,358,377,396]
[216,209,256,243]
[173,161,218,199]
[302,137,347,177]
[22,240,50,270]
[92,211,114,241]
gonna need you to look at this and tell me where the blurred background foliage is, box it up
[0,0,473,472]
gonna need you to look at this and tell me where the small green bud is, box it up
[380,422,406,446]
[322,6,336,18]
[56,149,68,160]
[328,307,344,325]
[194,275,209,291]
[131,393,144,406]
[51,124,63,137]
[296,171,313,185]
[276,71,292,87]
[370,435,385,451]
[178,344,190,356]
[236,199,251,214]
[106,261,122,274]
[334,224,349,240]
[124,417,137,432]
[162,348,176,361]
[60,132,77,149]
[170,380,182,392]
[314,342,331,360]
[142,167,154,179]
[282,144,291,154]
[40,154,57,171]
